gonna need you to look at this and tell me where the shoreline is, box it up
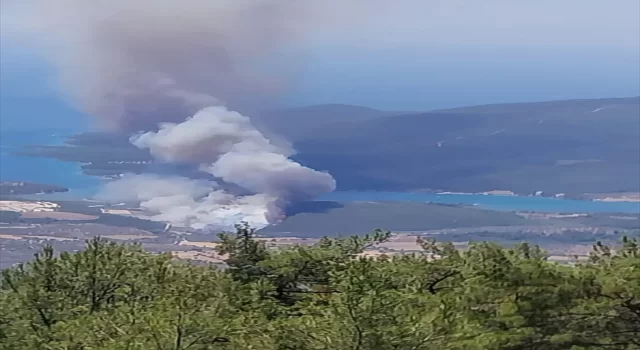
[429,190,640,203]
[333,189,640,203]
[320,191,640,214]
[6,183,640,205]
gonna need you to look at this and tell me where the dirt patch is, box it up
[585,192,640,202]
[26,235,78,241]
[178,241,220,249]
[257,237,318,243]
[101,209,133,215]
[548,255,588,262]
[596,197,640,203]
[21,212,99,221]
[0,234,77,241]
[359,250,395,258]
[102,234,157,240]
[172,250,226,263]
[0,200,59,212]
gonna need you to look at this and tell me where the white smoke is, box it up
[3,0,315,131]
[97,174,275,230]
[131,107,290,164]
[4,0,340,230]
[129,107,336,227]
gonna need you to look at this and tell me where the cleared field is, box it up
[102,234,157,240]
[101,209,134,215]
[172,250,226,263]
[0,200,59,212]
[0,233,77,241]
[20,211,99,221]
[178,241,220,249]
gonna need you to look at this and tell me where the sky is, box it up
[1,0,639,130]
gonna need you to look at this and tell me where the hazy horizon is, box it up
[1,0,639,130]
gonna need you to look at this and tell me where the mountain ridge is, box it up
[12,96,640,196]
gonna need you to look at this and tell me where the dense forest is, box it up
[1,225,638,349]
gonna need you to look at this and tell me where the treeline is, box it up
[1,225,638,349]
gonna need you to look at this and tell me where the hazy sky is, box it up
[1,0,639,129]
[347,1,638,49]
[287,0,640,108]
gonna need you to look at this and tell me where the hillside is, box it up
[261,201,531,236]
[251,103,409,140]
[1,230,638,349]
[14,97,640,196]
[290,97,640,195]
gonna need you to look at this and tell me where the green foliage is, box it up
[1,230,638,349]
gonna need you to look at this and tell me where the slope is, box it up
[291,97,640,195]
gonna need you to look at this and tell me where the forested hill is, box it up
[290,96,640,194]
[1,226,638,349]
[18,96,639,195]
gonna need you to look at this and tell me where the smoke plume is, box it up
[6,0,339,230]
[130,107,335,225]
[97,174,278,230]
[5,0,316,130]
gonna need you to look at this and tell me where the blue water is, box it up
[1,130,638,214]
[1,128,639,213]
[2,131,639,214]
[319,191,640,214]
[1,57,100,198]
[0,129,101,198]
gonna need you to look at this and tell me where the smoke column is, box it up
[129,107,335,227]
[5,0,339,230]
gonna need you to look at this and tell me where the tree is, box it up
[2,227,639,349]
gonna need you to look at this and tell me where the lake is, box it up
[319,191,640,214]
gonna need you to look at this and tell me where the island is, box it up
[0,181,69,196]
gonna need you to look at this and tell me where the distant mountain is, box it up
[260,201,531,237]
[251,104,410,140]
[287,97,640,195]
[260,200,640,237]
[15,97,640,196]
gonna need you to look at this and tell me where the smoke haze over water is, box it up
[4,0,339,230]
